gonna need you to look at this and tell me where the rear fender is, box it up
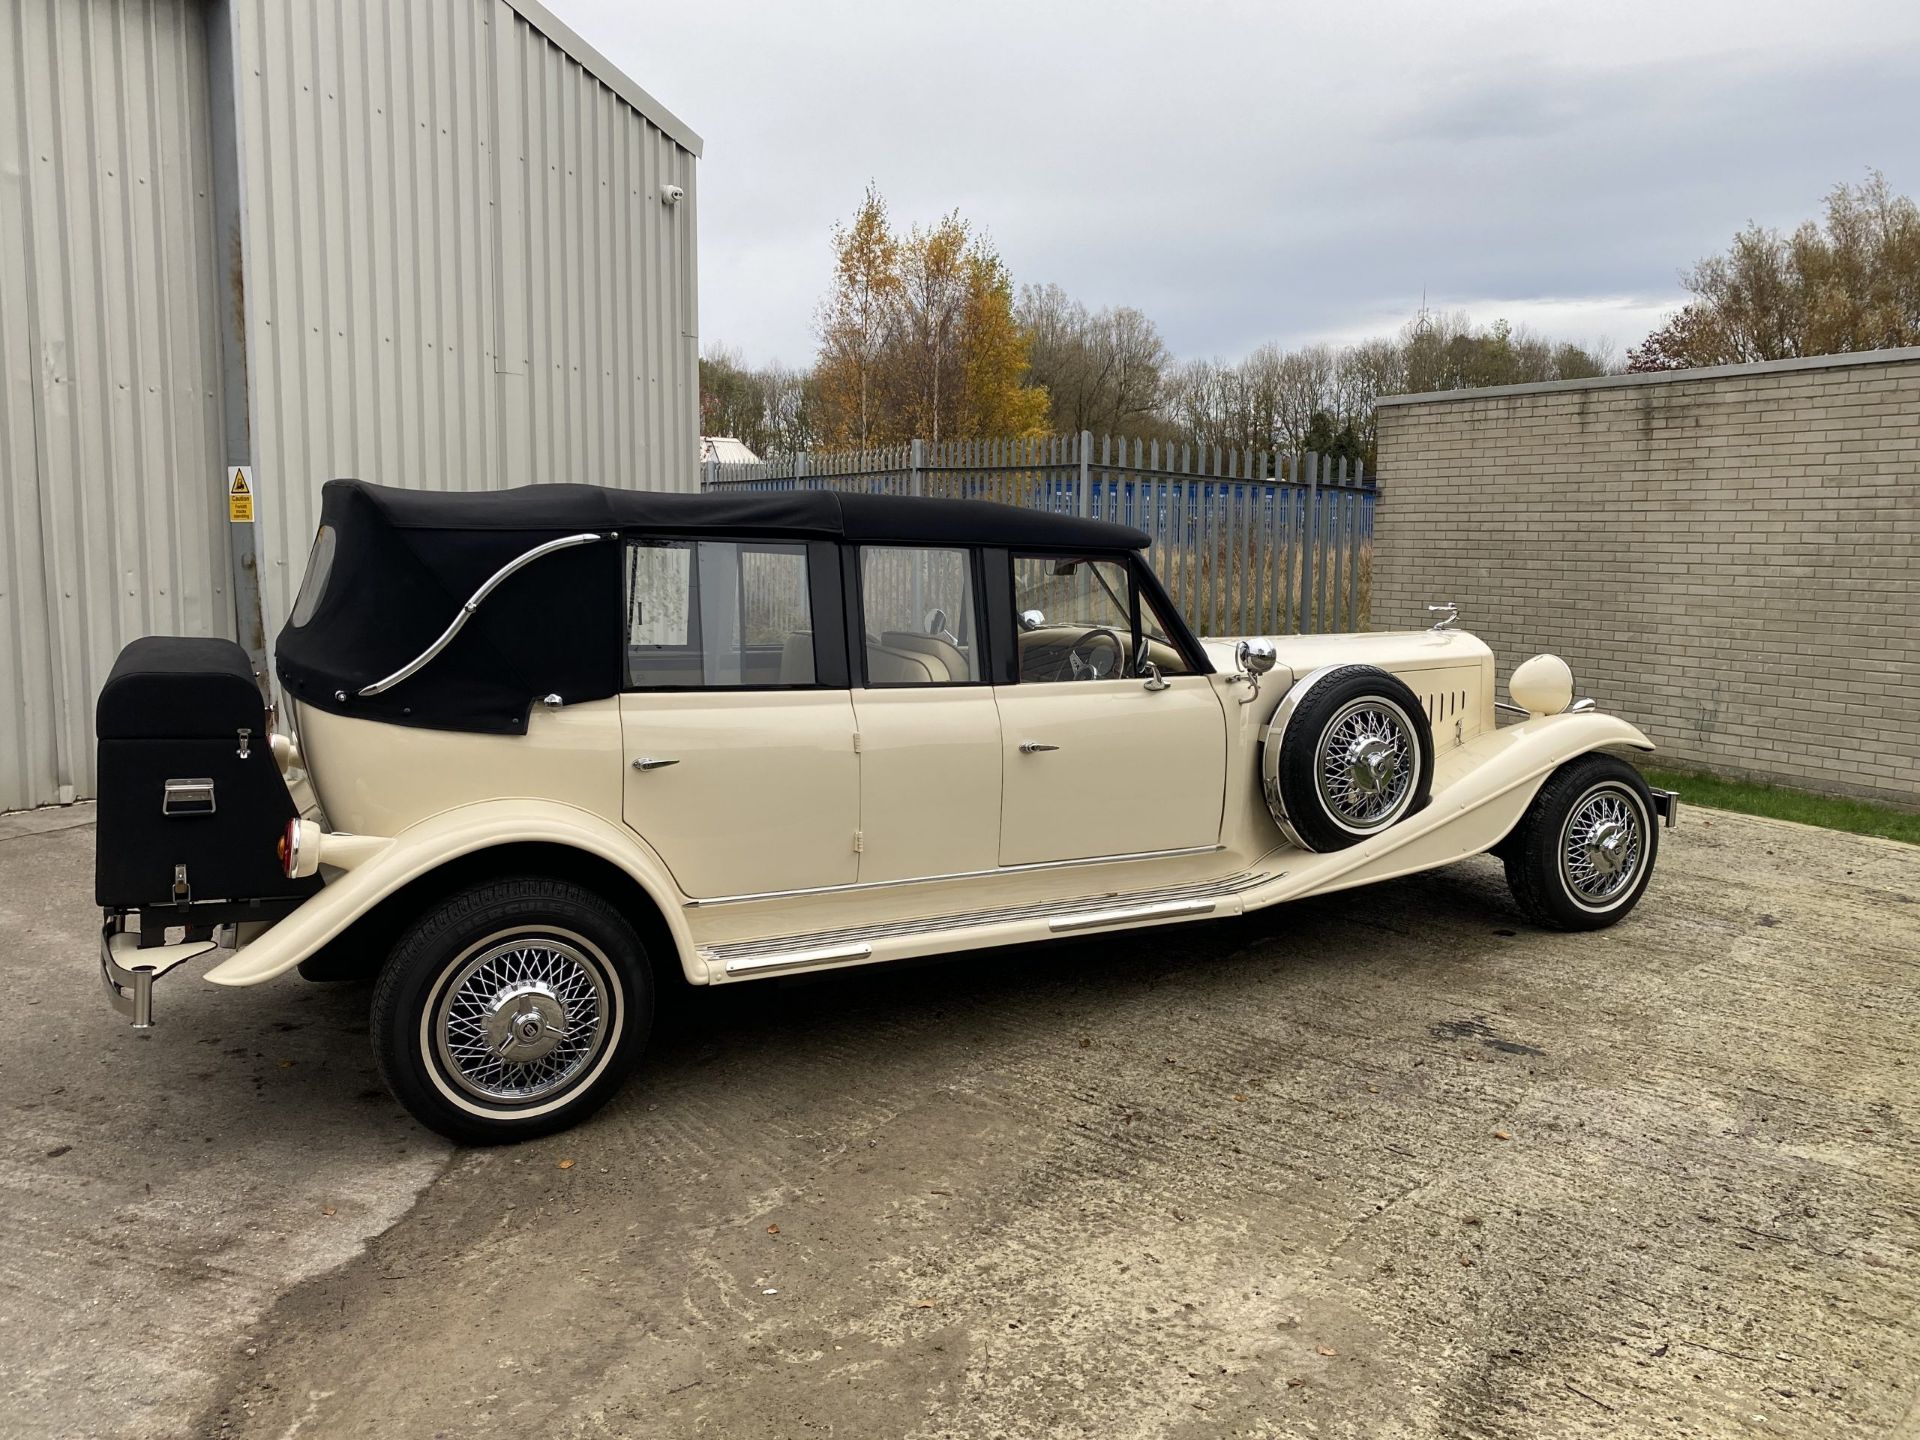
[203,800,700,987]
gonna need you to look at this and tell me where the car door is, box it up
[618,536,859,899]
[993,553,1227,866]
[848,543,1002,883]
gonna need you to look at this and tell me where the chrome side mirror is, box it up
[1231,638,1278,703]
[1141,662,1170,693]
[1019,608,1046,632]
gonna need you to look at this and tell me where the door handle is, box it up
[631,756,680,771]
[1019,741,1060,754]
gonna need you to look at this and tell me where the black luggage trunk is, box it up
[95,637,322,911]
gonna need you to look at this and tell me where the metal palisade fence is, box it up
[703,431,1378,636]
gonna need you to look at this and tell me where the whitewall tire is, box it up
[1263,664,1435,852]
[371,876,653,1144]
[1501,755,1659,931]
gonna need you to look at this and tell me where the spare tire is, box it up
[1261,664,1434,852]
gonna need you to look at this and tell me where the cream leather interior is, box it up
[865,642,941,684]
[778,631,815,684]
[879,631,972,683]
[865,631,973,684]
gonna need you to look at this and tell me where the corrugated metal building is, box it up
[1,0,701,811]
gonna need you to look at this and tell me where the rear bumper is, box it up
[1648,787,1680,830]
[100,914,219,1028]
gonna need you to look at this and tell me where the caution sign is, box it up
[227,467,254,523]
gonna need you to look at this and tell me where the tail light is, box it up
[278,818,301,878]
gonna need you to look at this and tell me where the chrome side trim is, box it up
[683,844,1228,908]
[1049,898,1216,932]
[700,870,1273,964]
[357,532,610,696]
[1494,700,1531,720]
[722,942,873,976]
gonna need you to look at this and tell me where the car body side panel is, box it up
[295,699,626,835]
[202,799,705,988]
[993,673,1229,865]
[850,687,1003,883]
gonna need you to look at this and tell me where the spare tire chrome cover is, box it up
[1261,663,1433,852]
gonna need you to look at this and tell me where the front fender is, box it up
[1242,710,1654,909]
[203,800,700,988]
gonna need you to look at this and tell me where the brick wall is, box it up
[1373,349,1920,808]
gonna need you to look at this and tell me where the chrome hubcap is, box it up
[1317,699,1417,831]
[433,937,612,1105]
[1561,786,1645,907]
[482,982,569,1063]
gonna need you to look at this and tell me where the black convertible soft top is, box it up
[277,480,1150,734]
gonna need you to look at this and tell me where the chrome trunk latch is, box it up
[236,727,252,759]
[171,864,191,904]
[162,778,216,816]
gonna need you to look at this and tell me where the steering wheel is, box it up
[1058,627,1125,681]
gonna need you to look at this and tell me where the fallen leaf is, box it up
[914,1300,936,1309]
[1316,1345,1338,1357]
[276,1060,294,1069]
[1493,1130,1511,1141]
[1078,1037,1092,1049]
[1460,1257,1475,1267]
[1234,1094,1248,1103]
[1366,1084,1378,1093]
[557,1158,576,1170]
[321,1205,337,1217]
[767,1224,780,1234]
[1287,1378,1308,1389]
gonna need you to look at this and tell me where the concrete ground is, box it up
[1,804,1916,1440]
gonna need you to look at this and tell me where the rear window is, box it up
[288,525,336,627]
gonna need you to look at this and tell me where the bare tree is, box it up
[1019,284,1171,434]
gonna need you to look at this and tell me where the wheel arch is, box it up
[206,802,704,989]
[292,841,690,992]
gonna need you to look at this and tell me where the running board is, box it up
[704,871,1271,976]
[1049,898,1216,932]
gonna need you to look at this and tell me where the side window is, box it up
[859,546,981,685]
[624,540,816,688]
[1010,554,1196,683]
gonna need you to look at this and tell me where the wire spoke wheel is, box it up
[430,933,613,1107]
[1314,697,1417,832]
[1558,783,1646,909]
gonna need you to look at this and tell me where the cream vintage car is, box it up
[97,480,1675,1142]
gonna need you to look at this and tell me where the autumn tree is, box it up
[1628,171,1920,370]
[813,190,1047,445]
[814,185,900,448]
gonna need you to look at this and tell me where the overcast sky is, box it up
[556,0,1920,369]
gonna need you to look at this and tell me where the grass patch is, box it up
[1642,767,1920,846]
